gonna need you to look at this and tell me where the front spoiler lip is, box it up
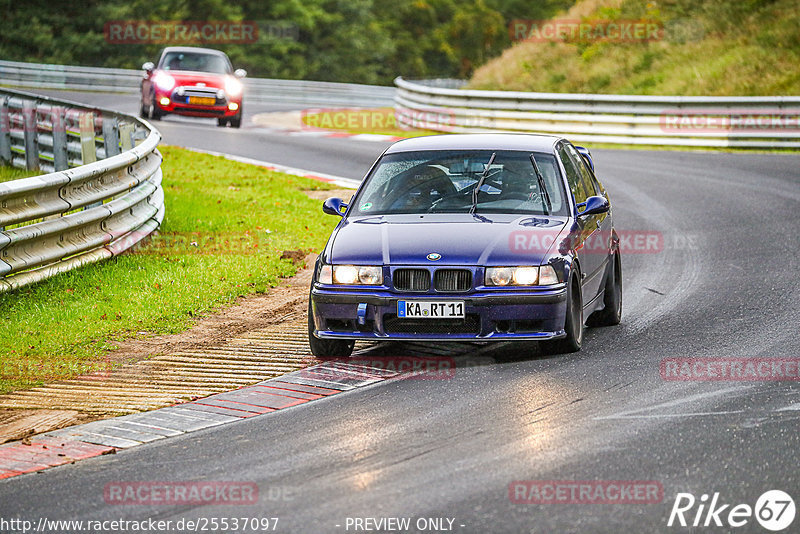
[311,285,568,341]
[313,330,567,341]
[311,285,568,306]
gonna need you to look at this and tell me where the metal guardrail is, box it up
[394,77,800,148]
[0,59,396,107]
[0,88,164,293]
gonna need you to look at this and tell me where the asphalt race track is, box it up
[1,91,798,533]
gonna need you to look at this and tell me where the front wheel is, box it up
[588,252,622,327]
[217,118,228,127]
[307,300,354,358]
[540,273,583,354]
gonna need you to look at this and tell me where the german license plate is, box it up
[398,301,464,319]
[188,96,216,105]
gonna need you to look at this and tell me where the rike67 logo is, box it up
[668,490,795,531]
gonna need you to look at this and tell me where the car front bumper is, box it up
[154,93,241,118]
[310,285,568,341]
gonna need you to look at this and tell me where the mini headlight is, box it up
[154,73,175,92]
[538,265,559,285]
[225,76,243,97]
[216,89,226,99]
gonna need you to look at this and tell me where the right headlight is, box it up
[485,265,559,286]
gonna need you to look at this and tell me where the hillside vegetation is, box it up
[469,0,800,95]
[1,0,571,85]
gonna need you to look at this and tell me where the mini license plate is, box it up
[397,301,465,319]
[188,96,216,105]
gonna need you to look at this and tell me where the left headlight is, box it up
[225,76,243,98]
[319,265,383,285]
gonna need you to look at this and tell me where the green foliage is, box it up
[0,0,572,84]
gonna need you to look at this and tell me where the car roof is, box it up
[160,46,229,57]
[384,133,564,154]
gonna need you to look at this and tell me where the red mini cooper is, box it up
[140,46,246,128]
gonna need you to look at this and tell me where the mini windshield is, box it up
[161,52,230,74]
[352,150,568,216]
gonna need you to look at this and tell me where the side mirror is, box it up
[577,195,609,217]
[323,197,347,217]
[142,62,155,72]
[234,68,247,78]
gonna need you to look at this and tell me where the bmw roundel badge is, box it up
[427,252,442,261]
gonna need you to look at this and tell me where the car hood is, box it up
[327,213,569,266]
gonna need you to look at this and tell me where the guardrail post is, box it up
[119,123,135,151]
[79,112,96,165]
[102,116,121,157]
[22,101,39,171]
[0,96,10,165]
[52,106,68,171]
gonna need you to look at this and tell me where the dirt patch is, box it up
[106,253,316,365]
[0,252,321,441]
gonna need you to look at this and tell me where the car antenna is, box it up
[470,152,497,215]
[530,154,552,215]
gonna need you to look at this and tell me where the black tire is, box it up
[229,112,242,128]
[217,118,228,127]
[540,272,583,354]
[307,300,354,358]
[588,252,622,327]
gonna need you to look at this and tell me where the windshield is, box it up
[352,150,568,216]
[160,52,230,74]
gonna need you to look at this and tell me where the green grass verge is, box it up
[0,146,339,394]
[0,165,38,183]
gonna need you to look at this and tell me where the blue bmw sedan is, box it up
[308,134,622,357]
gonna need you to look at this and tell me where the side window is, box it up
[584,161,605,196]
[565,145,599,199]
[557,145,590,205]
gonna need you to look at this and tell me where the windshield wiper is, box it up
[530,154,552,215]
[470,152,497,215]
